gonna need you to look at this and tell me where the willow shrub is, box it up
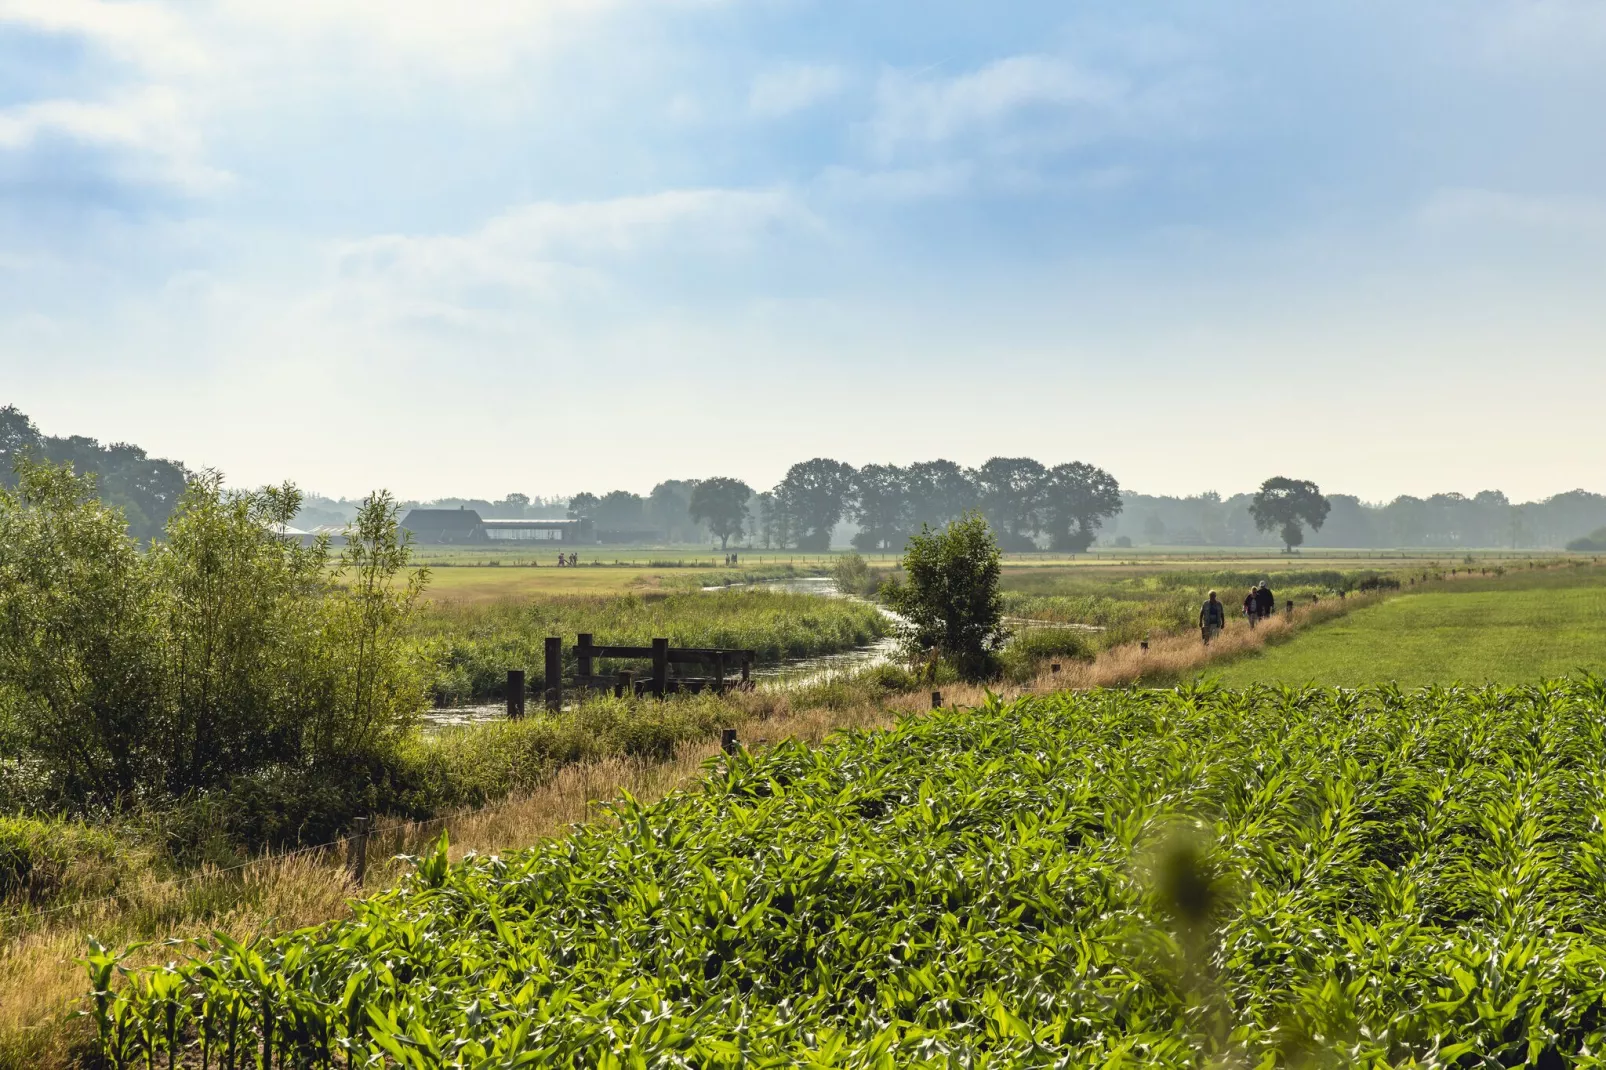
[0,459,429,813]
[102,677,1606,1066]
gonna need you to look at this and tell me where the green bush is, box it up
[0,814,121,906]
[998,627,1094,682]
[0,461,429,812]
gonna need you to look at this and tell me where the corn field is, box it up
[96,678,1606,1066]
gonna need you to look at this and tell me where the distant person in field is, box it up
[1200,590,1226,644]
[1255,581,1275,619]
[556,552,566,567]
[1243,588,1258,628]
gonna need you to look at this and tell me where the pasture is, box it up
[1210,565,1606,687]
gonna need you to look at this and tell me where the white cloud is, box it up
[748,63,846,117]
[868,55,1123,155]
[0,87,229,192]
[326,188,815,326]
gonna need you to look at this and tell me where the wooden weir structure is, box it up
[504,634,757,716]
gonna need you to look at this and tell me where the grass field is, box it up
[1210,565,1606,687]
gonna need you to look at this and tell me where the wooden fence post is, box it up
[652,638,669,699]
[615,669,634,699]
[544,636,562,711]
[931,691,942,709]
[577,633,593,685]
[506,669,525,720]
[721,728,739,754]
[347,816,369,888]
[714,651,727,694]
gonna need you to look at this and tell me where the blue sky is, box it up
[2,0,1604,501]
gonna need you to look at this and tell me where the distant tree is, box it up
[567,492,600,520]
[1142,513,1167,544]
[1567,527,1606,553]
[492,492,530,518]
[882,512,1008,682]
[906,459,978,530]
[775,458,855,551]
[974,456,1047,551]
[0,405,41,485]
[689,477,754,549]
[648,481,700,542]
[847,464,912,551]
[1042,461,1123,553]
[594,490,646,532]
[0,405,187,543]
[1250,477,1331,552]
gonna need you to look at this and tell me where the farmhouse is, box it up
[399,508,596,544]
[481,518,594,543]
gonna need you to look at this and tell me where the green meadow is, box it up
[1209,565,1606,687]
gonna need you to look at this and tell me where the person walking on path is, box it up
[1254,580,1275,620]
[1243,588,1258,628]
[1200,590,1226,645]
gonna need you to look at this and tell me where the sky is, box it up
[2,0,1604,503]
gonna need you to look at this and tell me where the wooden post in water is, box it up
[347,816,369,887]
[544,636,562,711]
[506,669,525,720]
[651,637,669,699]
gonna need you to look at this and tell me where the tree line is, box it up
[556,457,1125,552]
[1,405,187,543]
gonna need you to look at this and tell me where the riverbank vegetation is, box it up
[417,589,889,706]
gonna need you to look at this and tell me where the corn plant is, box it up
[99,678,1606,1066]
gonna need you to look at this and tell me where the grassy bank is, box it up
[416,589,891,704]
[1210,565,1606,687]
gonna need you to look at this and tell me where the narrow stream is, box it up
[421,577,902,730]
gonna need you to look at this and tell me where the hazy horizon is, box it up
[4,2,1603,502]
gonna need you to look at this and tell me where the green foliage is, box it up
[774,458,855,551]
[0,405,187,543]
[883,512,1007,681]
[997,627,1094,682]
[0,814,121,905]
[1249,476,1331,552]
[688,477,753,549]
[1568,527,1606,552]
[0,458,429,810]
[1042,461,1123,553]
[418,590,889,704]
[102,679,1606,1066]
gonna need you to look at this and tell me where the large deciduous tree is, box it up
[974,456,1047,551]
[906,459,978,531]
[1042,461,1123,552]
[847,464,912,551]
[775,458,855,551]
[689,477,754,549]
[1249,477,1331,552]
